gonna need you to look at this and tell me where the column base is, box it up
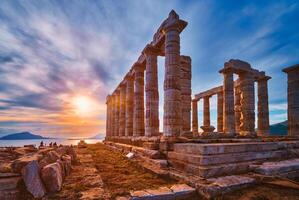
[200,125,215,133]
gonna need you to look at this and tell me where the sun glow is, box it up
[72,95,98,117]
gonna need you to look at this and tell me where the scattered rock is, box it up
[21,160,46,198]
[41,162,63,193]
[39,150,60,168]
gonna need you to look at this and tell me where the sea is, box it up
[0,138,103,147]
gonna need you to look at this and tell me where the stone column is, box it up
[221,68,235,134]
[106,95,111,138]
[119,83,126,137]
[163,18,182,138]
[110,95,115,137]
[125,75,134,137]
[239,72,255,136]
[217,91,223,133]
[180,56,192,135]
[257,76,271,136]
[143,45,160,137]
[201,96,215,133]
[234,80,241,133]
[133,63,145,137]
[192,99,198,135]
[114,90,120,137]
[283,65,299,136]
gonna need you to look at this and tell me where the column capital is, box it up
[257,75,271,82]
[142,44,161,56]
[219,67,234,75]
[133,62,145,72]
[282,64,299,73]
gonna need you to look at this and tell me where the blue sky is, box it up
[0,0,298,137]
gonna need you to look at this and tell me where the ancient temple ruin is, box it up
[105,10,299,198]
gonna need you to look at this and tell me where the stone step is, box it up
[169,158,260,178]
[173,141,299,155]
[253,158,299,176]
[167,149,291,166]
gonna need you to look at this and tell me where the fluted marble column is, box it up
[201,96,215,133]
[133,63,145,137]
[234,80,241,133]
[222,68,235,134]
[110,95,115,137]
[106,95,111,138]
[180,56,192,134]
[192,99,198,135]
[119,83,126,137]
[257,76,271,136]
[143,45,159,137]
[239,72,255,136]
[125,75,134,137]
[283,65,299,136]
[217,91,223,133]
[114,90,120,137]
[163,19,182,137]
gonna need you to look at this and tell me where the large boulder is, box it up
[39,151,60,168]
[11,154,42,173]
[21,160,46,198]
[41,162,63,193]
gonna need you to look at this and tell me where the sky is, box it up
[0,0,298,138]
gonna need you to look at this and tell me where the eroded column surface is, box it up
[192,99,198,135]
[119,83,126,137]
[144,45,159,137]
[222,68,235,134]
[133,64,145,137]
[106,95,111,138]
[234,80,241,133]
[163,20,182,137]
[125,75,134,137]
[180,56,192,134]
[114,90,120,137]
[257,76,271,136]
[283,65,299,136]
[201,96,215,133]
[217,91,223,133]
[239,72,255,136]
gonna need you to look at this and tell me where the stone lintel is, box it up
[142,44,162,56]
[195,86,222,100]
[283,64,299,73]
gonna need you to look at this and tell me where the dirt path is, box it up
[49,143,176,200]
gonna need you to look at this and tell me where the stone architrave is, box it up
[239,72,255,136]
[201,96,215,133]
[119,83,126,137]
[192,100,198,135]
[283,64,299,136]
[217,91,223,133]
[114,90,120,137]
[125,75,134,137]
[143,44,160,137]
[234,80,241,133]
[180,56,192,135]
[163,11,182,138]
[257,75,271,136]
[133,63,145,137]
[221,68,236,134]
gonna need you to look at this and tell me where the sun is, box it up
[72,95,96,117]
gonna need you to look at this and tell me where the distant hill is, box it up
[0,132,50,140]
[88,134,105,140]
[269,121,288,136]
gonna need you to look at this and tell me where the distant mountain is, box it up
[0,132,50,140]
[88,134,105,140]
[269,120,288,136]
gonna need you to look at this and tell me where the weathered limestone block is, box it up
[163,11,182,138]
[170,184,196,200]
[21,160,46,198]
[257,75,271,136]
[283,64,299,136]
[217,91,223,133]
[55,146,77,164]
[11,153,42,173]
[125,75,134,137]
[133,63,145,137]
[254,158,299,175]
[239,72,255,136]
[143,44,160,137]
[39,150,60,168]
[61,155,72,176]
[221,68,235,134]
[41,162,63,193]
[201,96,215,133]
[192,100,198,136]
[119,84,127,137]
[180,56,192,135]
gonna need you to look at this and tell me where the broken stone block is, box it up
[170,184,196,199]
[21,160,46,198]
[41,162,63,193]
[146,187,175,200]
[11,154,42,173]
[39,150,60,168]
